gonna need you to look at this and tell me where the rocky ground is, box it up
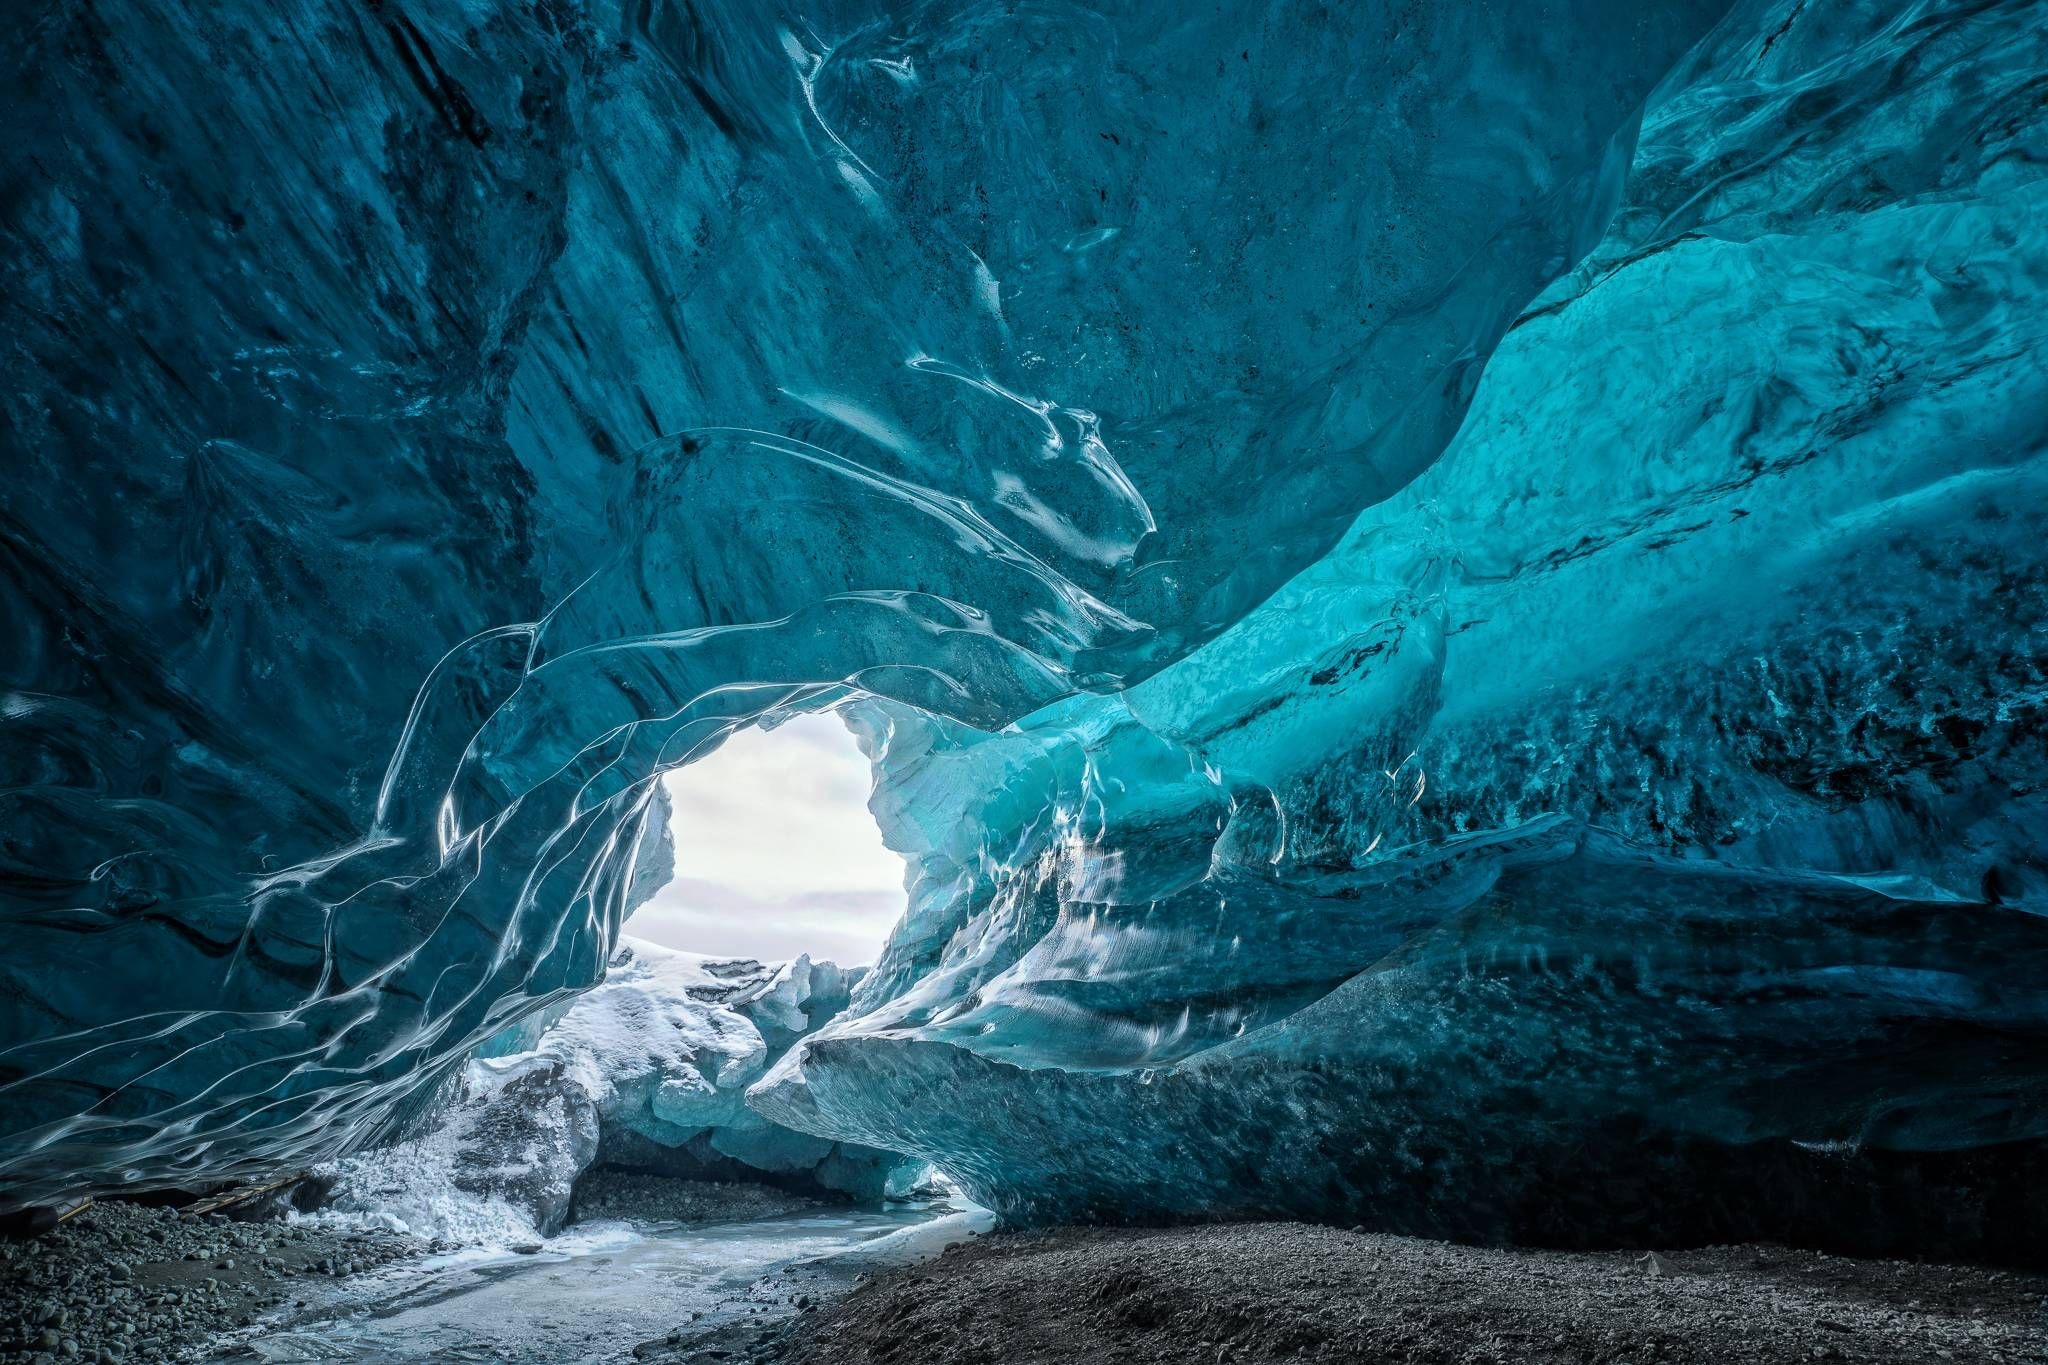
[0,1177,870,1365]
[726,1223,2048,1365]
[9,1198,2045,1365]
[0,1198,423,1364]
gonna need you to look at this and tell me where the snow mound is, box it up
[313,941,911,1241]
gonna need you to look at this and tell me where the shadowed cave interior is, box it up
[3,0,2048,1360]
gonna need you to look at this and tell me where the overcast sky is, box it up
[631,712,909,966]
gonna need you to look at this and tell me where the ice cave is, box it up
[3,0,2047,1361]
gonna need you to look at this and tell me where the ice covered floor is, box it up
[202,1202,984,1365]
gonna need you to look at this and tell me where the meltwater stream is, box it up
[207,1204,986,1365]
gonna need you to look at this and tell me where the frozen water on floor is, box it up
[210,1203,985,1364]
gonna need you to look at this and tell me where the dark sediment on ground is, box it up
[0,1176,853,1365]
[0,1197,421,1364]
[12,1195,2045,1365]
[735,1223,2048,1365]
[572,1166,828,1226]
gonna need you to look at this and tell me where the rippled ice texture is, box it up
[751,0,2048,1252]
[3,0,2046,1248]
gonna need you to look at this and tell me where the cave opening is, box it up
[638,711,905,968]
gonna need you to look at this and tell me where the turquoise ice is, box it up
[2,0,2045,1251]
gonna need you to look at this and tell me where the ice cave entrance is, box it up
[640,711,906,966]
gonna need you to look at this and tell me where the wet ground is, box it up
[1,1199,422,1364]
[202,1203,983,1364]
[0,1186,981,1365]
[14,1194,2042,1365]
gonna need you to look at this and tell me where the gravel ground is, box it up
[13,1199,2044,1365]
[751,1223,2048,1365]
[0,1178,847,1364]
[0,1198,423,1364]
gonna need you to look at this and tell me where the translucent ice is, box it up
[3,0,2045,1256]
[756,0,2048,1253]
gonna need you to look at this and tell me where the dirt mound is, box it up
[765,1223,2047,1365]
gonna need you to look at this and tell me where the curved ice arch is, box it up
[0,0,1717,1203]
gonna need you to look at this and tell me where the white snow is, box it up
[307,939,895,1245]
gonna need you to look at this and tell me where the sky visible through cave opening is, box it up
[638,712,907,966]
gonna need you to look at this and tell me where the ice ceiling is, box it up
[3,0,2046,1250]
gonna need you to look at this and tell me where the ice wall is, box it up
[3,0,2043,1252]
[752,0,2048,1254]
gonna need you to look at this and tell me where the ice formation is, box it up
[749,1,2048,1248]
[2,0,2045,1254]
[314,940,907,1238]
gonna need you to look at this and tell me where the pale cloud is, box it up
[635,712,907,967]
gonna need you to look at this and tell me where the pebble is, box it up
[0,1193,425,1364]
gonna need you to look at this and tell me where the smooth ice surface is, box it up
[3,0,2046,1250]
[0,0,1720,1203]
[206,1204,984,1364]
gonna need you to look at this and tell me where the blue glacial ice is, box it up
[750,1,2048,1253]
[3,0,2047,1255]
